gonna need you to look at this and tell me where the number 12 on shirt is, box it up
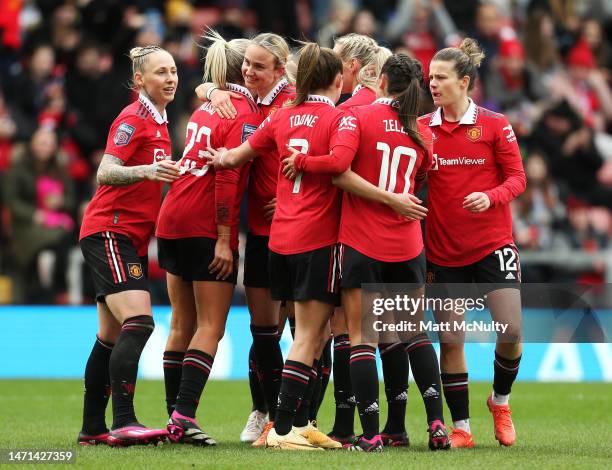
[377,142,417,194]
[289,138,308,194]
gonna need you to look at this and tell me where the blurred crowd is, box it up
[0,0,611,304]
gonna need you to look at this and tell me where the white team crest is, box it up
[338,116,357,131]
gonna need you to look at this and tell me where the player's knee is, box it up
[440,342,464,359]
[498,324,522,344]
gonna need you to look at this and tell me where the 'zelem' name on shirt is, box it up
[384,119,405,134]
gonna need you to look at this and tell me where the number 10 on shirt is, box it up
[377,142,417,194]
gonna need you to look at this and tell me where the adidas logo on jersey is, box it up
[423,386,439,398]
[505,272,516,280]
[364,401,379,413]
[156,130,162,138]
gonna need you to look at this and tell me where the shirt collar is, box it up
[258,79,289,105]
[429,98,478,127]
[305,94,335,107]
[352,84,364,96]
[226,83,255,101]
[138,93,168,125]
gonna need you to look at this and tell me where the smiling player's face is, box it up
[136,50,178,109]
[242,45,285,98]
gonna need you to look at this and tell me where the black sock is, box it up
[82,336,113,435]
[318,338,332,409]
[440,372,469,422]
[110,315,154,429]
[308,360,323,422]
[405,334,444,423]
[288,316,296,339]
[248,344,267,413]
[350,345,379,440]
[274,360,311,435]
[251,325,283,417]
[163,351,184,416]
[493,352,521,396]
[331,334,355,436]
[379,343,408,434]
[175,349,214,418]
[295,360,318,427]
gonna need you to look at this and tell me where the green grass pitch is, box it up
[1,380,610,469]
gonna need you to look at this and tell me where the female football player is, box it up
[156,30,263,446]
[331,34,411,448]
[205,42,420,450]
[78,45,180,446]
[282,53,450,452]
[421,38,526,448]
[194,33,296,446]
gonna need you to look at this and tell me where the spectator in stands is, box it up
[582,17,611,73]
[385,0,457,78]
[3,127,75,303]
[512,152,567,281]
[512,152,565,251]
[530,100,612,208]
[317,3,355,48]
[8,44,58,134]
[470,1,504,86]
[524,7,560,76]
[484,38,547,134]
[351,9,386,46]
[547,39,612,131]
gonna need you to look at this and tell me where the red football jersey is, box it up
[156,84,262,250]
[80,94,172,256]
[248,79,296,236]
[249,95,345,254]
[338,85,376,109]
[338,99,432,261]
[420,99,526,266]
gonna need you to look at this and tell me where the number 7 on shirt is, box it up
[289,138,309,194]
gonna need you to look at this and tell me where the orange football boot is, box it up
[252,421,275,447]
[450,428,475,448]
[487,396,516,446]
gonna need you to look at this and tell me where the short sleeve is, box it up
[104,114,143,163]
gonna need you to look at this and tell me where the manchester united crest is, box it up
[466,126,482,142]
[128,263,144,280]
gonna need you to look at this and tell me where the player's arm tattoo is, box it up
[97,154,153,186]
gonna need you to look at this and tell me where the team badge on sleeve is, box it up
[113,122,136,146]
[242,124,258,143]
[466,126,482,142]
